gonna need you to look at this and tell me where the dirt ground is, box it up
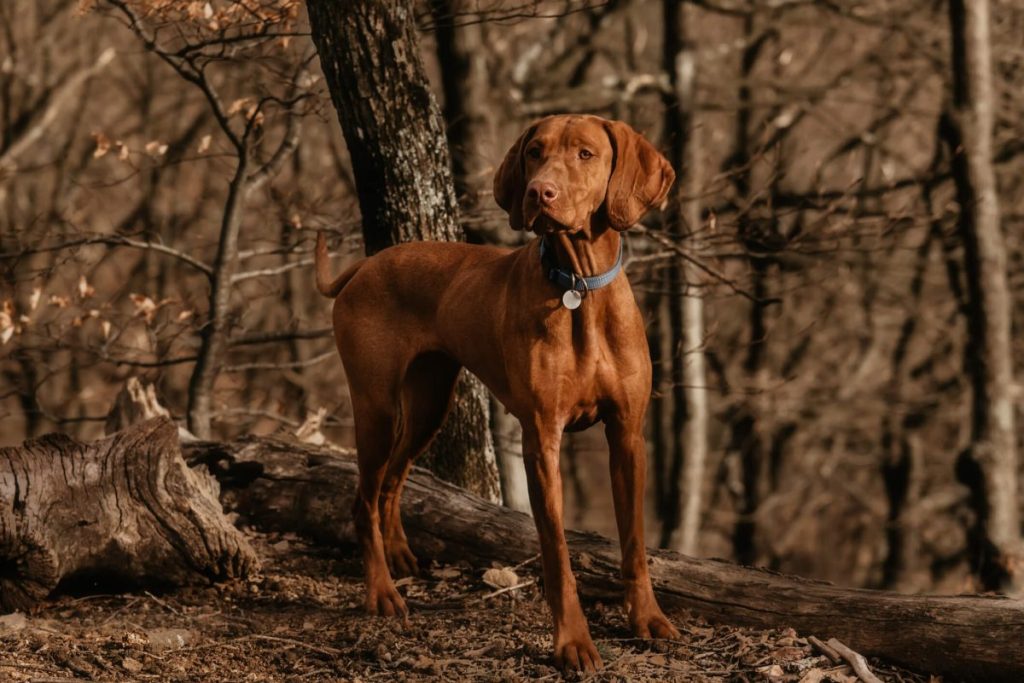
[0,532,939,683]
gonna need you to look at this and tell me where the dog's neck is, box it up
[545,224,621,278]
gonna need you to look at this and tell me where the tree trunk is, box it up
[306,0,500,502]
[187,436,1024,683]
[879,223,936,590]
[728,13,772,568]
[0,419,257,612]
[431,0,525,508]
[492,400,531,513]
[430,0,504,244]
[660,0,707,556]
[945,0,1022,591]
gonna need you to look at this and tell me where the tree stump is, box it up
[0,418,257,611]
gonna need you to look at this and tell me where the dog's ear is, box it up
[602,120,675,231]
[493,124,538,231]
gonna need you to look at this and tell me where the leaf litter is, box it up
[0,531,937,682]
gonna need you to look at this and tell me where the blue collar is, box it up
[538,237,624,295]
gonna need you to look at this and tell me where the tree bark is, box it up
[187,158,249,439]
[660,0,707,556]
[944,0,1022,591]
[188,436,1024,683]
[430,0,525,508]
[492,401,531,513]
[0,419,257,612]
[727,13,773,568]
[430,0,503,243]
[306,0,500,502]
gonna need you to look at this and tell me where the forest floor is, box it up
[0,532,939,683]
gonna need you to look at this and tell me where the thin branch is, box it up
[0,235,213,278]
[634,226,776,304]
[93,351,199,368]
[231,257,313,284]
[223,350,335,373]
[229,328,334,346]
[0,48,116,171]
[107,0,241,151]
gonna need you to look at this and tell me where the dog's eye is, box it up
[527,147,542,160]
[579,149,594,160]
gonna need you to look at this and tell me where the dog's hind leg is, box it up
[379,352,460,577]
[349,393,409,619]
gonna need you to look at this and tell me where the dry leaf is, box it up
[227,98,252,116]
[244,104,264,127]
[797,669,827,683]
[431,567,461,580]
[145,141,168,157]
[122,656,143,673]
[101,320,111,339]
[0,305,14,345]
[129,293,158,323]
[92,131,111,158]
[197,134,212,154]
[29,287,42,311]
[295,407,327,446]
[78,275,95,299]
[49,294,70,308]
[482,567,519,589]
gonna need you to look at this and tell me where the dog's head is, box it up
[493,115,674,235]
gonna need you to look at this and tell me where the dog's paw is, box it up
[365,581,409,625]
[385,541,419,578]
[630,610,681,640]
[554,632,603,673]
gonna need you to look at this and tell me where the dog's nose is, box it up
[526,181,559,205]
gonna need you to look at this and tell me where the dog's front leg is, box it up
[521,422,602,673]
[606,415,681,640]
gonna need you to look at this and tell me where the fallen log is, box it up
[188,436,1024,682]
[0,419,257,611]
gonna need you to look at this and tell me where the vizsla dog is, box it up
[314,114,679,672]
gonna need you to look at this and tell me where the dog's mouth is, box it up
[525,208,584,235]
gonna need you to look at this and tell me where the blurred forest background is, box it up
[2,0,1023,597]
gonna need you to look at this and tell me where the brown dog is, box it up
[315,114,680,672]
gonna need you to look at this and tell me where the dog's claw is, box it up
[630,610,681,640]
[385,541,419,578]
[365,581,409,625]
[555,634,603,672]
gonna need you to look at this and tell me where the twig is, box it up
[481,579,536,601]
[223,350,335,373]
[404,598,468,611]
[229,328,334,346]
[827,637,884,683]
[808,635,841,663]
[0,235,213,278]
[245,634,341,658]
[634,225,777,304]
[231,258,315,284]
[511,553,541,572]
[144,590,181,616]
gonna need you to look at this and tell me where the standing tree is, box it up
[944,0,1023,590]
[430,1,530,512]
[660,0,707,556]
[305,0,500,501]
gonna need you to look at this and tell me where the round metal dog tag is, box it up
[562,289,583,310]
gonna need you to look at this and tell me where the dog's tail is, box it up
[315,231,362,299]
